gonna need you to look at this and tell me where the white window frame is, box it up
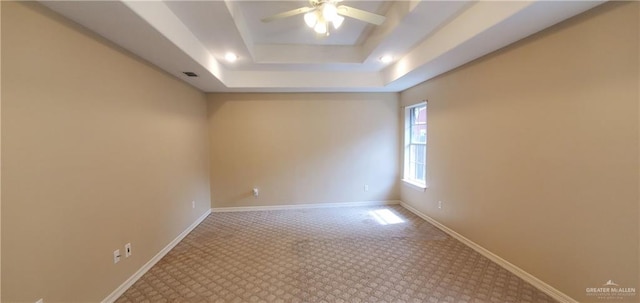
[402,102,427,191]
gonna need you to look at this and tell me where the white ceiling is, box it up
[40,0,604,93]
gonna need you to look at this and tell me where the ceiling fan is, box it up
[261,0,386,36]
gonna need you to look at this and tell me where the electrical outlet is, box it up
[438,201,443,209]
[364,184,369,192]
[125,243,132,258]
[192,200,195,209]
[35,299,44,303]
[252,188,259,197]
[113,249,121,264]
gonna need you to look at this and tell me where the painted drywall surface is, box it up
[638,1,640,294]
[208,93,400,207]
[0,1,3,300]
[400,2,639,302]
[1,2,210,302]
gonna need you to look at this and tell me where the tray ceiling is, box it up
[41,1,604,92]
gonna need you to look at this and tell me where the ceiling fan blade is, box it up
[336,5,386,25]
[261,6,315,23]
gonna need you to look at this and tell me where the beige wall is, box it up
[207,93,400,207]
[400,2,639,302]
[0,1,3,299]
[1,2,210,302]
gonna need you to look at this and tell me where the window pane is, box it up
[409,144,426,182]
[412,106,426,125]
[411,124,426,144]
[409,145,417,165]
[409,162,416,180]
[410,144,426,163]
[414,144,426,165]
[416,161,425,181]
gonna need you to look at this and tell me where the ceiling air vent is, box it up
[183,72,198,77]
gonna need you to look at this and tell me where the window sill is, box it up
[402,179,427,192]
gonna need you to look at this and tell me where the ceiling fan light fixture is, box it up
[304,12,317,28]
[262,1,386,37]
[322,3,338,21]
[332,15,344,29]
[314,22,327,34]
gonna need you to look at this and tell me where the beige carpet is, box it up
[115,205,557,303]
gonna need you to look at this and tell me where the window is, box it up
[403,102,427,189]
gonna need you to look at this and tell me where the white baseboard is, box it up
[212,200,401,212]
[102,209,212,303]
[399,201,578,303]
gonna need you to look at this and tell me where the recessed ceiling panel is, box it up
[239,0,389,46]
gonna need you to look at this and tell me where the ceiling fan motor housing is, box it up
[310,0,332,7]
